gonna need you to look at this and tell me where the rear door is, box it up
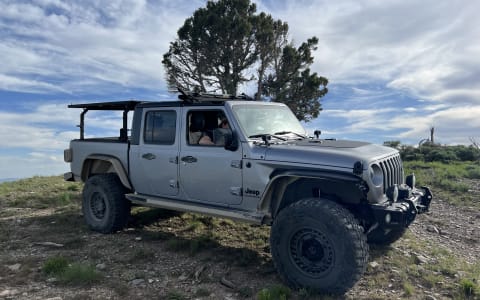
[129,107,180,197]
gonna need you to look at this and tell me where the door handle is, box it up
[142,153,156,160]
[181,156,197,163]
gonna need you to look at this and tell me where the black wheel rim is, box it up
[290,228,335,277]
[90,191,107,221]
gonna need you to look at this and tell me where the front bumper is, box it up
[64,172,75,182]
[370,185,432,229]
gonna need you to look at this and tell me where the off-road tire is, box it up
[367,227,406,245]
[270,198,368,294]
[82,174,130,233]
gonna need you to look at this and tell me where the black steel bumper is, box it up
[64,172,75,182]
[371,185,433,229]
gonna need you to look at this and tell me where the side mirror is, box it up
[224,129,239,151]
[314,130,321,139]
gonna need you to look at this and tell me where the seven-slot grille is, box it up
[379,154,404,192]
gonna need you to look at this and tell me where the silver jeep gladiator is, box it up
[64,92,432,294]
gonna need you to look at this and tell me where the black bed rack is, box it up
[68,100,142,140]
[177,88,253,102]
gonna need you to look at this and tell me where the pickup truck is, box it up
[64,92,432,294]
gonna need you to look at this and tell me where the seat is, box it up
[189,113,206,144]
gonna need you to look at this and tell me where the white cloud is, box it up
[306,102,479,145]
[391,106,480,144]
[0,74,69,94]
[1,0,479,104]
[0,102,131,151]
[0,1,201,94]
[0,152,67,179]
[264,0,480,104]
[0,100,140,179]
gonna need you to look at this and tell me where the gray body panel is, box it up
[129,107,181,197]
[69,139,129,180]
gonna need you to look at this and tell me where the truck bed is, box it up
[69,139,129,181]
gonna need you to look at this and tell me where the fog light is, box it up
[385,213,391,224]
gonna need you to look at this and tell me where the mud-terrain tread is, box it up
[82,174,130,233]
[270,198,368,294]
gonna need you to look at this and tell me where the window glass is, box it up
[144,110,176,145]
[187,110,230,146]
[232,104,305,138]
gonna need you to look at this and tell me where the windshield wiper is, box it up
[248,133,287,145]
[274,131,307,139]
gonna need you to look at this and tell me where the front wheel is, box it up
[270,199,368,294]
[82,174,131,233]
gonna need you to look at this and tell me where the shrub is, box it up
[460,278,479,297]
[43,256,101,286]
[166,290,187,300]
[59,263,101,285]
[399,144,480,163]
[43,256,69,275]
[257,284,291,300]
[403,281,415,296]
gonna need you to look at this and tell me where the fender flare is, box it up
[81,154,132,190]
[258,169,365,218]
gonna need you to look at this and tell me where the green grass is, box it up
[60,263,102,285]
[43,256,69,275]
[402,281,415,297]
[257,284,291,300]
[0,176,82,210]
[166,290,188,300]
[43,256,101,286]
[460,278,479,298]
[404,160,479,207]
[373,231,480,299]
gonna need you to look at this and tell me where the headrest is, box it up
[190,112,205,132]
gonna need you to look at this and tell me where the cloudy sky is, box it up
[0,0,479,179]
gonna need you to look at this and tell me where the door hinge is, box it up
[169,179,178,188]
[231,160,242,169]
[230,187,242,196]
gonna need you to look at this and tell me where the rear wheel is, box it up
[270,198,368,294]
[82,174,130,233]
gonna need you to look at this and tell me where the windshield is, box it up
[232,104,306,138]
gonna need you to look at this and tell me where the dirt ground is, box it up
[0,184,479,300]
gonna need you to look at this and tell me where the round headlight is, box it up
[370,164,383,187]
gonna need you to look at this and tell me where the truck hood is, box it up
[263,139,398,170]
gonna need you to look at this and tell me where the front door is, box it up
[179,109,243,205]
[130,108,179,197]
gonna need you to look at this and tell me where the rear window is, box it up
[143,110,176,145]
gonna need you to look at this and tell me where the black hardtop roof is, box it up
[68,100,143,110]
[67,100,230,110]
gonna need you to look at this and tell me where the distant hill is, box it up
[0,178,18,183]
